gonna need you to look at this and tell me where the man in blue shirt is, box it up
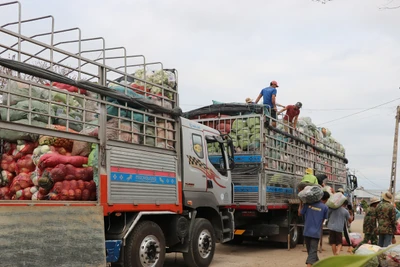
[299,199,329,267]
[254,80,279,127]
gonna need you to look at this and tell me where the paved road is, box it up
[165,214,368,267]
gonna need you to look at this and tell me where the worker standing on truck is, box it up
[298,193,328,267]
[277,102,302,134]
[254,80,279,128]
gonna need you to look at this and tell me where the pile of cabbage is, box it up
[132,69,176,100]
[207,117,262,153]
[276,116,345,157]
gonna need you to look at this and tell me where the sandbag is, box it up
[298,185,323,204]
[326,192,347,209]
[354,244,381,267]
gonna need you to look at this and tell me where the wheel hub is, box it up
[198,230,212,259]
[292,226,298,242]
[139,235,161,267]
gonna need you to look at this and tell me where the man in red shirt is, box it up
[277,102,302,133]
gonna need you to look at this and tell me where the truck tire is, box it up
[288,224,299,249]
[183,218,215,267]
[125,220,166,267]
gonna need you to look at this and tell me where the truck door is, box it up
[182,123,208,192]
[181,120,232,205]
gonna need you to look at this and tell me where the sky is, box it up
[0,0,399,190]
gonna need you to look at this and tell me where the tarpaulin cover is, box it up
[183,103,264,118]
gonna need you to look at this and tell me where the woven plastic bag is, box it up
[380,245,400,267]
[354,244,380,267]
[326,192,347,209]
[298,185,323,204]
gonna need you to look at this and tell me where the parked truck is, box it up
[185,103,358,247]
[0,2,235,266]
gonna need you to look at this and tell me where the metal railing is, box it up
[0,1,177,149]
[193,112,347,183]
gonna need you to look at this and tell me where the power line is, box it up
[356,169,388,190]
[317,97,400,126]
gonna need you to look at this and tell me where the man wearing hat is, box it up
[254,80,279,127]
[354,197,380,251]
[298,168,319,192]
[277,102,302,133]
[245,97,254,104]
[337,188,345,194]
[376,191,397,247]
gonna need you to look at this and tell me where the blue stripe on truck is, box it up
[110,172,176,185]
[234,185,294,194]
[208,155,262,164]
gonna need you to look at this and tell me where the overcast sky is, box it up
[1,0,399,190]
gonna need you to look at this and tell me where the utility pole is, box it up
[389,106,400,202]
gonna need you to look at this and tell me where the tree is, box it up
[360,199,368,210]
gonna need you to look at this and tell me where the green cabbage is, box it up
[237,127,250,139]
[231,119,247,132]
[247,117,260,129]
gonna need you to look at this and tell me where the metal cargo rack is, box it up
[0,1,178,150]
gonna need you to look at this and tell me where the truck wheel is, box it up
[125,221,166,267]
[183,218,215,267]
[288,224,299,248]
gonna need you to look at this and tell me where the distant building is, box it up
[353,189,400,204]
[353,189,383,204]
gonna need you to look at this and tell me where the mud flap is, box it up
[0,206,106,267]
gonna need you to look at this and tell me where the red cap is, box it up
[271,80,279,87]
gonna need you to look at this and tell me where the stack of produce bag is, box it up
[326,192,347,209]
[354,244,381,267]
[380,245,400,267]
[0,81,99,140]
[275,115,345,157]
[0,128,98,201]
[298,185,323,204]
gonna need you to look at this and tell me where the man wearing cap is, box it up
[277,102,302,133]
[376,191,397,247]
[354,197,380,251]
[301,168,319,184]
[297,168,319,192]
[254,80,279,127]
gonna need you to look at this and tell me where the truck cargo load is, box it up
[186,102,356,247]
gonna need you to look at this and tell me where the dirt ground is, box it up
[164,214,394,267]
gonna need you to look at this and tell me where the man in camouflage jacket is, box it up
[354,197,380,251]
[376,192,397,247]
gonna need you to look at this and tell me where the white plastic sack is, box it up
[380,245,400,267]
[355,244,380,267]
[298,185,323,204]
[326,192,347,209]
[323,186,334,195]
